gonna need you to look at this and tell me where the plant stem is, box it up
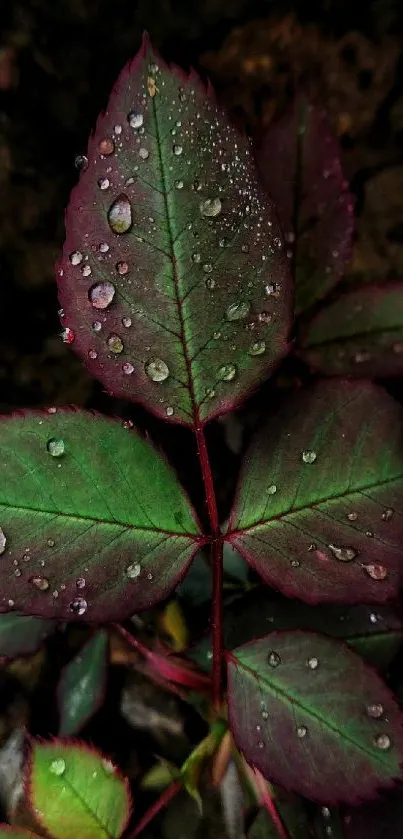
[126,781,182,839]
[194,425,223,709]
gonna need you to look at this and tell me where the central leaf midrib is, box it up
[52,770,113,839]
[230,654,392,768]
[152,96,198,420]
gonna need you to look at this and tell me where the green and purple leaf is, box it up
[226,380,403,604]
[57,630,108,735]
[255,97,354,315]
[299,283,403,377]
[0,410,202,621]
[0,613,56,661]
[227,631,403,804]
[28,740,131,839]
[57,35,292,427]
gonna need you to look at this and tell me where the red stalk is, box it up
[251,768,292,839]
[125,780,182,839]
[194,424,223,710]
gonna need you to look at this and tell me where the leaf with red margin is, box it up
[0,410,203,621]
[57,630,108,735]
[57,34,292,427]
[254,97,354,315]
[28,739,131,839]
[227,631,403,804]
[299,282,403,377]
[0,613,56,661]
[226,380,403,604]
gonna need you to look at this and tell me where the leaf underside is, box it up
[0,410,201,621]
[227,380,403,604]
[57,35,292,427]
[299,283,403,377]
[58,630,109,735]
[0,613,56,660]
[29,740,131,839]
[255,96,354,315]
[227,631,403,804]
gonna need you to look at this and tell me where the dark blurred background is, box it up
[1,0,402,421]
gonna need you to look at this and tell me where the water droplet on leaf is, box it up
[31,576,50,592]
[200,198,222,218]
[123,362,134,375]
[307,656,319,670]
[297,726,307,739]
[76,577,86,589]
[192,253,201,263]
[75,154,88,171]
[367,702,384,719]
[302,450,317,464]
[126,562,141,579]
[128,111,144,129]
[116,261,129,275]
[374,733,391,750]
[89,282,115,310]
[267,650,281,668]
[249,340,266,356]
[139,147,149,160]
[107,334,124,354]
[173,144,183,156]
[69,251,83,266]
[61,327,75,344]
[382,508,394,522]
[166,406,174,417]
[328,544,357,562]
[98,177,110,190]
[265,282,280,297]
[364,563,388,581]
[98,138,115,156]
[226,301,250,321]
[145,358,170,382]
[50,759,66,777]
[218,364,236,382]
[108,194,132,234]
[0,528,6,555]
[347,512,358,521]
[69,597,88,616]
[47,438,65,458]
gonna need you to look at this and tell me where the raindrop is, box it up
[92,321,102,332]
[50,759,66,777]
[116,261,129,275]
[307,656,319,670]
[122,317,132,328]
[302,450,317,464]
[249,341,266,356]
[200,198,222,218]
[61,327,75,344]
[75,154,88,171]
[267,484,277,495]
[328,544,357,563]
[107,334,124,354]
[291,559,300,567]
[262,710,269,720]
[173,144,183,156]
[364,564,388,581]
[69,597,88,616]
[98,177,110,190]
[99,242,109,253]
[123,362,134,375]
[297,726,307,739]
[258,311,272,325]
[76,577,86,589]
[81,264,92,277]
[166,406,174,417]
[205,278,216,290]
[205,387,215,399]
[218,364,237,382]
[102,759,115,775]
[126,562,141,579]
[47,438,65,458]
[192,253,201,263]
[347,512,358,521]
[241,245,249,253]
[374,733,391,750]
[267,650,281,668]
[367,702,384,719]
[226,301,250,321]
[322,808,331,820]
[145,358,170,382]
[31,576,50,592]
[382,508,394,522]
[128,111,144,129]
[47,538,55,547]
[175,180,184,190]
[69,251,83,266]
[369,613,378,624]
[139,148,149,160]
[265,283,281,297]
[89,282,116,310]
[108,194,132,234]
[258,740,264,749]
[366,530,374,538]
[0,528,6,555]
[98,138,115,156]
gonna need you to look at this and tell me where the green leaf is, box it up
[0,613,56,660]
[57,35,292,427]
[227,380,403,604]
[28,740,132,839]
[227,631,403,804]
[57,630,109,735]
[0,410,202,621]
[299,282,403,377]
[0,829,41,839]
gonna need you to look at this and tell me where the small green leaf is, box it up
[0,829,41,839]
[299,282,403,377]
[0,613,56,660]
[0,410,202,621]
[28,740,132,839]
[57,630,108,735]
[227,380,403,604]
[227,631,403,804]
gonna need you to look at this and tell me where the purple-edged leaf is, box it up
[227,380,403,604]
[0,410,202,621]
[57,630,108,735]
[57,35,292,427]
[227,631,403,804]
[248,793,309,839]
[299,282,403,377]
[189,592,403,673]
[0,613,56,660]
[255,97,354,315]
[28,740,131,839]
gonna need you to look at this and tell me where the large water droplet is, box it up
[50,759,66,777]
[297,726,307,739]
[382,508,394,522]
[98,138,115,156]
[374,733,391,750]
[107,334,124,354]
[76,577,86,589]
[364,563,388,581]
[192,253,201,263]
[31,576,50,592]
[173,144,183,156]
[307,656,319,670]
[0,528,6,555]
[328,544,358,563]
[70,597,88,616]
[267,650,281,668]
[226,301,250,321]
[98,177,110,190]
[69,251,83,266]
[367,702,384,719]
[116,261,129,275]
[123,362,134,375]
[108,194,132,234]
[302,450,317,464]
[128,111,144,129]
[200,198,222,218]
[145,358,170,382]
[47,438,65,458]
[249,340,266,356]
[89,282,116,310]
[139,148,149,161]
[267,484,277,495]
[126,562,141,579]
[218,364,237,382]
